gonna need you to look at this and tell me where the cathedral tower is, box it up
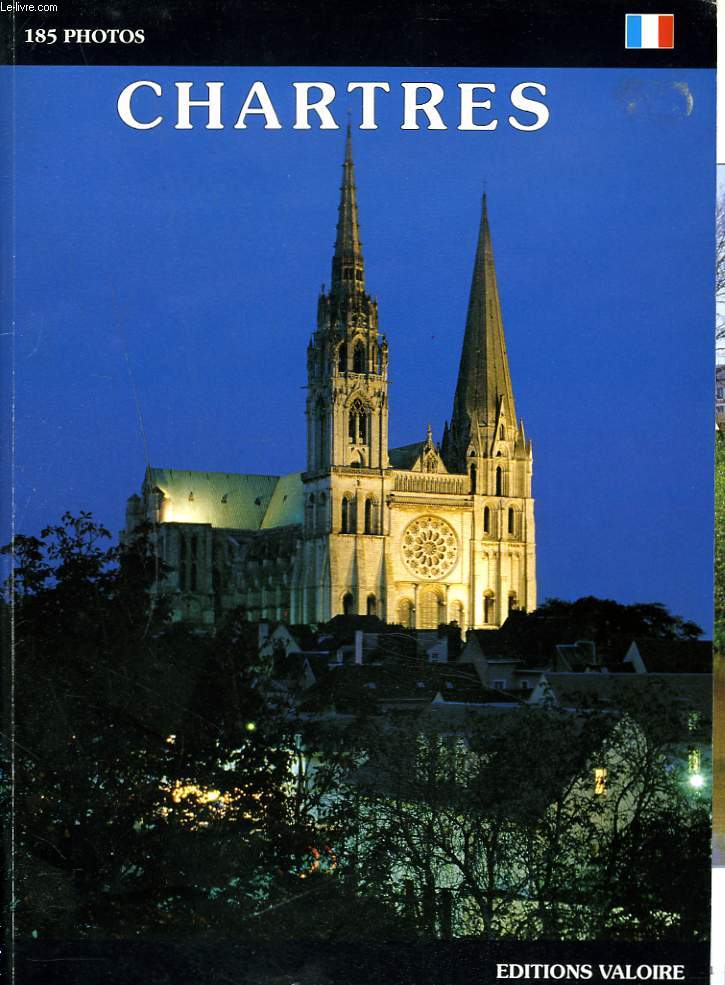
[296,128,391,623]
[305,126,389,473]
[442,195,536,620]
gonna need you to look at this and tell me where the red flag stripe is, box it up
[658,14,674,49]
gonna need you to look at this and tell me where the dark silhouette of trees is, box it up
[1,514,319,937]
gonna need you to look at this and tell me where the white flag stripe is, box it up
[641,14,661,49]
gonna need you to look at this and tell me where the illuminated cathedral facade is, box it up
[123,131,536,630]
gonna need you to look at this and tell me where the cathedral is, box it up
[123,130,536,631]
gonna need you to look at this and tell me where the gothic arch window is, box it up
[342,592,355,616]
[341,496,350,534]
[398,598,414,629]
[484,506,491,534]
[179,533,187,590]
[353,341,366,374]
[508,592,518,615]
[450,601,464,627]
[316,398,327,467]
[306,495,315,534]
[495,467,503,496]
[348,398,368,444]
[419,587,445,630]
[338,342,347,373]
[367,594,377,617]
[508,507,515,535]
[470,464,477,493]
[484,591,495,624]
[499,424,505,440]
[318,493,327,534]
[190,535,199,592]
[364,497,375,534]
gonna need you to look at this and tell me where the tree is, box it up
[496,596,703,666]
[308,682,710,941]
[1,514,317,938]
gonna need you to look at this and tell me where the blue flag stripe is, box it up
[626,14,642,48]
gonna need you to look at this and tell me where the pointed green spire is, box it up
[331,124,365,296]
[443,195,517,472]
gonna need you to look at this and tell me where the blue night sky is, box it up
[1,67,716,631]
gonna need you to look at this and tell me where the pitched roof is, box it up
[626,638,712,673]
[388,442,425,470]
[260,472,304,528]
[532,672,711,718]
[147,467,303,531]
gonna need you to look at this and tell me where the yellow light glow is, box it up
[594,768,608,796]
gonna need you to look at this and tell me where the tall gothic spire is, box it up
[331,125,365,296]
[443,195,517,471]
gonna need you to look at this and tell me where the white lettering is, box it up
[347,82,390,130]
[458,83,498,130]
[234,82,282,129]
[174,82,225,130]
[509,81,550,131]
[293,83,339,130]
[401,83,447,130]
[117,80,162,130]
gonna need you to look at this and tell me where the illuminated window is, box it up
[594,768,608,795]
[398,598,414,629]
[688,711,701,732]
[688,748,702,774]
[348,399,368,444]
[419,588,444,629]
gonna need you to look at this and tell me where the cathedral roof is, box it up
[260,472,305,529]
[388,442,426,470]
[146,467,303,530]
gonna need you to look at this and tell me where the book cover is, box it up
[0,2,717,982]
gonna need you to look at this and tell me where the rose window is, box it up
[401,516,458,579]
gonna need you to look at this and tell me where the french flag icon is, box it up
[625,13,674,48]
